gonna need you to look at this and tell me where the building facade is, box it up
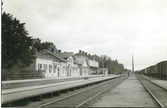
[23,50,67,78]
[75,50,99,75]
[88,59,99,75]
[23,50,82,78]
[99,68,108,75]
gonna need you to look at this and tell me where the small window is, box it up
[49,65,52,73]
[57,67,60,73]
[44,64,47,70]
[38,64,42,70]
[54,65,57,73]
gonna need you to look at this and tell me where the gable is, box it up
[83,60,89,67]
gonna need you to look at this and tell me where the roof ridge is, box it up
[42,50,66,62]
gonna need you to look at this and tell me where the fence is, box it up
[2,70,45,81]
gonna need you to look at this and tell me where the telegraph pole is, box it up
[132,53,134,75]
[166,47,167,60]
[102,55,104,75]
[101,55,104,75]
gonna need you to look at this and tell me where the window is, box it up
[57,67,60,73]
[44,64,47,71]
[49,65,52,73]
[38,64,42,70]
[54,65,57,73]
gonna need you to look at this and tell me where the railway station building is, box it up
[3,50,101,80]
[54,50,80,76]
[75,50,100,75]
[23,50,67,77]
[31,50,81,77]
[99,68,108,75]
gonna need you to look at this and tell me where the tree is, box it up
[32,38,43,52]
[41,41,57,52]
[2,12,36,69]
[32,38,57,52]
[99,55,125,74]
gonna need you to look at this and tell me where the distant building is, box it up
[88,59,99,75]
[22,49,82,78]
[75,50,90,75]
[99,68,108,75]
[24,50,67,77]
[55,50,80,76]
[75,50,99,75]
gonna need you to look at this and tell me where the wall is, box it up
[89,59,99,67]
[36,58,53,77]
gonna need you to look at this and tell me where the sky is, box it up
[2,0,167,70]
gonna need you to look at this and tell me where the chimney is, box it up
[88,54,91,56]
[79,50,82,53]
[82,51,84,54]
[85,52,87,55]
[58,50,61,53]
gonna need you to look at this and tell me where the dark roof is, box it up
[75,53,88,58]
[42,50,66,62]
[35,52,50,59]
[56,52,75,59]
[75,58,89,66]
[35,52,60,62]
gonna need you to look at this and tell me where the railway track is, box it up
[37,75,127,107]
[136,74,167,107]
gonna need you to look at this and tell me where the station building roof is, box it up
[41,50,67,62]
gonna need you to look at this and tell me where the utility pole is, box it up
[166,47,167,60]
[132,53,134,75]
[102,55,104,75]
[101,55,104,75]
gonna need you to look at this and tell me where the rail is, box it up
[37,75,127,108]
[136,74,164,107]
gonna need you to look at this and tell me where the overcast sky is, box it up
[2,0,167,70]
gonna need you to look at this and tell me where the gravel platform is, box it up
[86,75,158,107]
[143,75,167,90]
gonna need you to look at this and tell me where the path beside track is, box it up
[142,75,167,90]
[85,75,158,107]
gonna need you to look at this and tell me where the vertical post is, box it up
[166,47,167,60]
[132,53,134,75]
[102,55,104,74]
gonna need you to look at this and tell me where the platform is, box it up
[2,75,122,105]
[2,74,108,89]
